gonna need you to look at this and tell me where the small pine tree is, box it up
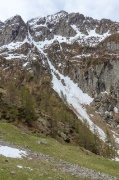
[60,91,67,104]
[104,129,117,159]
[92,124,101,155]
[7,80,17,105]
[79,120,93,151]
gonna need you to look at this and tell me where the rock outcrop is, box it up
[0,15,27,46]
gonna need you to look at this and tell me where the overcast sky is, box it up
[0,0,119,22]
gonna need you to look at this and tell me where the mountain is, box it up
[0,11,119,158]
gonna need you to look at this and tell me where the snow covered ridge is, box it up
[27,12,115,48]
[28,10,68,27]
[46,10,68,23]
[0,146,27,158]
[48,60,106,141]
[1,11,119,52]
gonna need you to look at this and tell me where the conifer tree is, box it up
[92,124,101,155]
[21,88,36,126]
[104,129,117,158]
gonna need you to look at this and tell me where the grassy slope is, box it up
[0,123,119,179]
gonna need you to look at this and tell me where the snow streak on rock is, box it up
[71,25,111,46]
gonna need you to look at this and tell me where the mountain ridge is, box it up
[1,10,119,46]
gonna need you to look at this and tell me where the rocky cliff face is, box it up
[0,11,119,144]
[0,15,27,46]
[45,38,119,127]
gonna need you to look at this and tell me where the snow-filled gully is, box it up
[48,61,119,160]
[31,36,106,141]
[47,59,106,141]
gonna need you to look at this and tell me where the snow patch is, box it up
[114,107,118,113]
[72,54,92,59]
[17,165,23,169]
[6,54,27,60]
[23,62,29,67]
[115,157,119,162]
[115,150,119,162]
[0,146,27,158]
[17,165,33,170]
[71,25,111,46]
[116,137,119,144]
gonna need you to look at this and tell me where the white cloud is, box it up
[63,0,119,21]
[0,0,25,20]
[0,0,119,22]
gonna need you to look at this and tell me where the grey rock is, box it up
[10,171,16,175]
